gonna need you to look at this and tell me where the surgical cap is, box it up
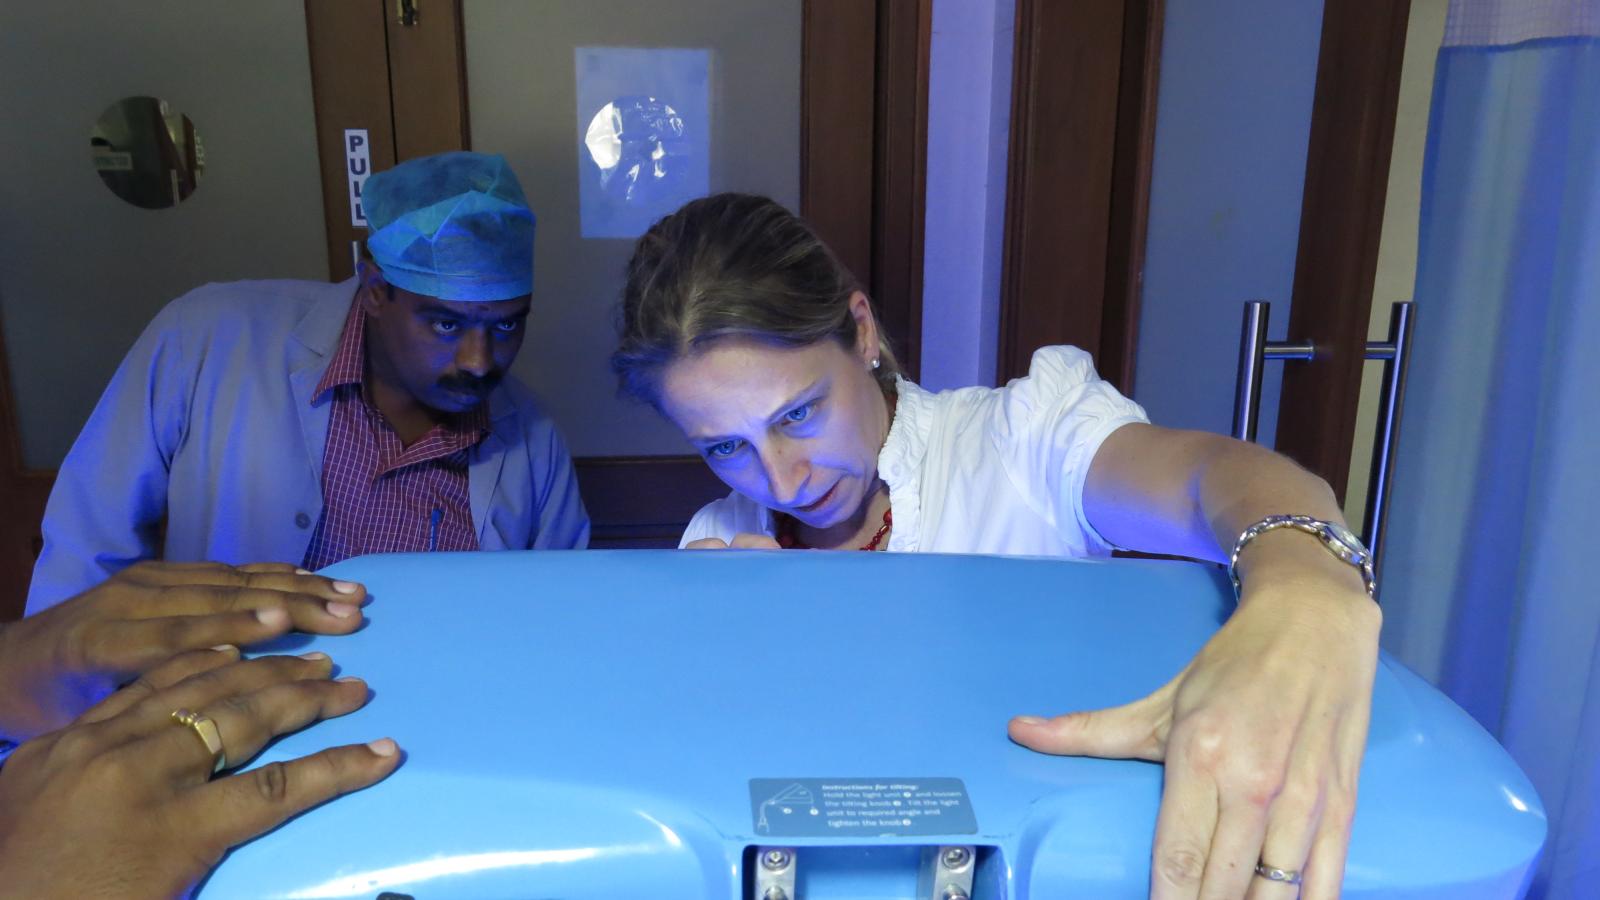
[364,152,536,302]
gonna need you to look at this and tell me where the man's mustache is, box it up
[436,371,503,394]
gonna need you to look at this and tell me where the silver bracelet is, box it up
[1228,514,1377,600]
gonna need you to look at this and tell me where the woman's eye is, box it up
[431,320,459,335]
[707,439,743,459]
[783,403,814,424]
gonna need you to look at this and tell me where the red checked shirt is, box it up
[301,300,488,570]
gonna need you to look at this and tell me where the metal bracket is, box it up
[397,0,419,27]
[753,846,797,900]
[917,845,977,900]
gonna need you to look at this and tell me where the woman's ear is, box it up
[848,291,879,364]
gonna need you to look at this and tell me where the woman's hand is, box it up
[684,533,782,550]
[0,561,370,741]
[1009,580,1381,899]
[0,647,399,899]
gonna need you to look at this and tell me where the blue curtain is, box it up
[1380,8,1600,898]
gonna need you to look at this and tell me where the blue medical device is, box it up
[202,551,1545,898]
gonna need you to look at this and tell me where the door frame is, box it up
[0,324,54,622]
[997,0,1165,394]
[1274,0,1412,503]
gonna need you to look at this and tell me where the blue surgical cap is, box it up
[364,152,535,302]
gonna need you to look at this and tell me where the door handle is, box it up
[1362,301,1414,583]
[1229,300,1416,585]
[1231,300,1314,443]
[398,0,419,27]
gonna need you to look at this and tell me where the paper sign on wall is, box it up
[345,129,371,227]
[575,47,711,239]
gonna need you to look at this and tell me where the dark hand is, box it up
[0,647,399,899]
[0,561,369,741]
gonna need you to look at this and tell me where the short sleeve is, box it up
[989,346,1149,553]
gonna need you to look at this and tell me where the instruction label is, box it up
[749,777,977,837]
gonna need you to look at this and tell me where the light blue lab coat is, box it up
[26,278,590,613]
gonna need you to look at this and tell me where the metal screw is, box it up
[761,848,792,871]
[941,887,970,900]
[764,889,789,900]
[941,846,972,870]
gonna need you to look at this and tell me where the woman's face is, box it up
[659,293,890,529]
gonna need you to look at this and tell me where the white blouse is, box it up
[679,345,1150,556]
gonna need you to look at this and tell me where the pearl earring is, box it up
[871,358,881,370]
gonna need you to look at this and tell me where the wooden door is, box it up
[998,0,1414,537]
[997,0,1164,394]
[1272,0,1412,507]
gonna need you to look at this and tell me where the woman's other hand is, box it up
[1009,575,1380,899]
[684,533,782,550]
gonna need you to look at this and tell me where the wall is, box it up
[463,0,802,457]
[0,1,328,469]
[1133,0,1327,445]
[918,0,1014,391]
[1343,0,1449,527]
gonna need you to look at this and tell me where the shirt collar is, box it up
[313,296,368,400]
[877,376,932,488]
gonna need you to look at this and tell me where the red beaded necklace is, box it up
[776,507,893,551]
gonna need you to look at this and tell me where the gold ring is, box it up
[171,708,226,774]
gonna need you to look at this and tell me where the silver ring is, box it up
[1254,863,1302,885]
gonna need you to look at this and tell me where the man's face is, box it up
[361,272,531,414]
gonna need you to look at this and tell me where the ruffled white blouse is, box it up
[679,345,1149,556]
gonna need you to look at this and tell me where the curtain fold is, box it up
[1380,3,1600,897]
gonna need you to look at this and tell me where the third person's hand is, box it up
[0,561,371,741]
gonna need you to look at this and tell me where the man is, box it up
[27,151,588,613]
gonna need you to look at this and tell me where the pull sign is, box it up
[344,129,371,227]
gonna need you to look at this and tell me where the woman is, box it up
[613,193,1380,899]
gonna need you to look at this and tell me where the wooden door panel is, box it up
[1276,0,1411,502]
[998,0,1164,395]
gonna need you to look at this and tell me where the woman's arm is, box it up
[1013,421,1382,900]
[1081,422,1359,571]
